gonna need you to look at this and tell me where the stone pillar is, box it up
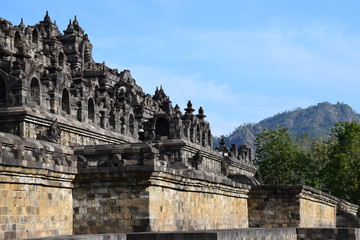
[49,91,61,114]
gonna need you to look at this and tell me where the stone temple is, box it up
[0,12,359,240]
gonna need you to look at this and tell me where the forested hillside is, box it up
[216,102,360,148]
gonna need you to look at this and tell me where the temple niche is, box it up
[155,117,170,138]
[87,98,95,123]
[29,78,40,105]
[61,88,70,114]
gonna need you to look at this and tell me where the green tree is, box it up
[254,128,328,187]
[255,128,302,184]
[254,123,360,216]
[296,134,333,189]
[323,122,360,208]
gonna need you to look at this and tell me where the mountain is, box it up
[215,102,360,149]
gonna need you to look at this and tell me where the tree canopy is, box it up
[255,122,360,215]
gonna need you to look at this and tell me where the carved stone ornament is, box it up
[190,150,202,170]
[215,137,230,156]
[221,157,230,176]
[238,144,252,162]
[46,119,61,143]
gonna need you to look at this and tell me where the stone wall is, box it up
[297,228,360,240]
[0,132,76,239]
[122,228,299,240]
[248,185,337,228]
[72,141,253,234]
[299,187,337,228]
[0,177,73,239]
[337,200,360,228]
[148,172,249,231]
[73,166,250,234]
[338,199,359,216]
[18,228,360,240]
[73,170,152,234]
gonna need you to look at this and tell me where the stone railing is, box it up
[338,199,359,216]
[0,106,134,147]
[0,131,77,173]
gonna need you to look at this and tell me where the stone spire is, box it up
[73,15,79,27]
[73,15,84,33]
[174,104,183,118]
[18,18,25,30]
[43,11,51,23]
[64,19,74,33]
[153,85,168,102]
[174,104,181,113]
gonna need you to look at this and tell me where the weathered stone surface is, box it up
[72,162,250,234]
[297,228,360,240]
[248,185,339,228]
[21,228,360,240]
[0,133,75,240]
[337,199,360,228]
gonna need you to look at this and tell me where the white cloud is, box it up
[91,20,360,136]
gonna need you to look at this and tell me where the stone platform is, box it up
[24,228,360,240]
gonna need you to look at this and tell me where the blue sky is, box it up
[2,0,360,136]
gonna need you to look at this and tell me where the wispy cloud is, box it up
[92,18,360,136]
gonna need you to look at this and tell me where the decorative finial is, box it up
[44,10,51,23]
[184,100,195,114]
[219,137,226,146]
[198,107,204,115]
[154,87,159,96]
[197,106,206,119]
[18,18,25,28]
[73,15,79,26]
[65,19,74,32]
[174,104,182,116]
[187,100,192,108]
